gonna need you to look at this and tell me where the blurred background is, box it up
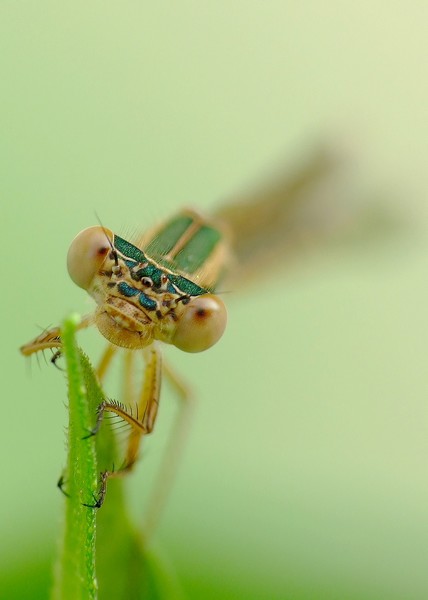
[1,2,427,598]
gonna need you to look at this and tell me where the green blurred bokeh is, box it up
[1,2,427,599]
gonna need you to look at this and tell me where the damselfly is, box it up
[20,150,341,518]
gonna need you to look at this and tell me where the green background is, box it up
[1,2,427,598]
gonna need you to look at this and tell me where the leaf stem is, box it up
[52,313,98,600]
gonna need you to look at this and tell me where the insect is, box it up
[21,207,230,501]
[20,150,338,516]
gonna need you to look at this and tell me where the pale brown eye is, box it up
[67,226,114,290]
[172,294,227,353]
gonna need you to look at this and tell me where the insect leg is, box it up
[143,360,194,541]
[96,343,118,381]
[20,313,95,357]
[123,344,162,471]
[85,345,162,508]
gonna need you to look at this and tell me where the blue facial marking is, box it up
[139,293,157,311]
[117,282,139,297]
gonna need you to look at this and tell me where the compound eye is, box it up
[67,226,114,290]
[172,294,227,353]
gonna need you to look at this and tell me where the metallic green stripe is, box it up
[174,225,222,273]
[145,215,193,257]
[168,273,206,296]
[114,235,148,263]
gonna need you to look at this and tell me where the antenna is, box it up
[94,211,119,267]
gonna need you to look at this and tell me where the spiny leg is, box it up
[91,349,193,532]
[83,349,136,507]
[86,344,162,508]
[20,313,95,357]
[21,314,101,501]
[143,360,194,542]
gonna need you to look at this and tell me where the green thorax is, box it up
[135,209,229,290]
